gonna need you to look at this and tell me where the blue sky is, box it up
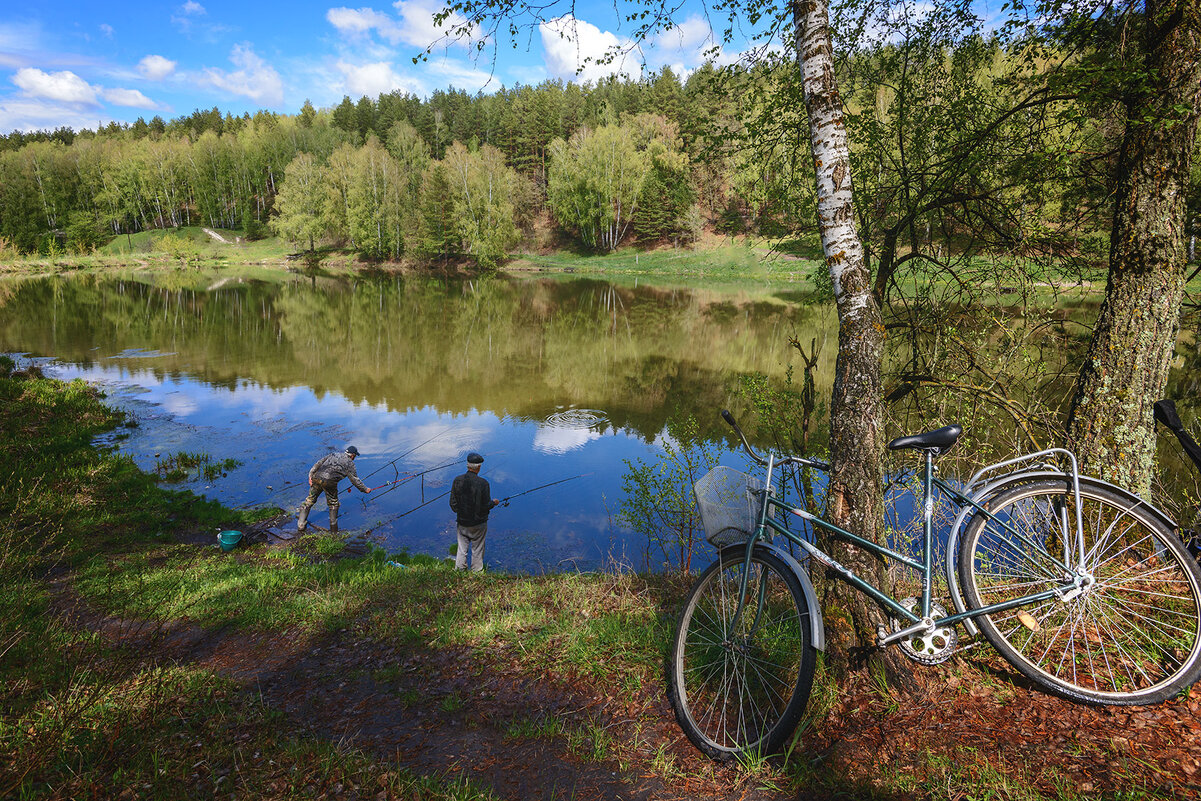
[0,0,732,133]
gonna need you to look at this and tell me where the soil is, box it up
[51,559,1201,801]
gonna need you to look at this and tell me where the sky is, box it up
[0,0,735,134]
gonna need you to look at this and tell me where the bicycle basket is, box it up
[694,466,766,547]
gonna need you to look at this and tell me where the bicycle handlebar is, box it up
[1155,399,1201,474]
[721,409,831,471]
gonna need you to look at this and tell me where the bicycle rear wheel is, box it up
[958,479,1201,704]
[668,545,817,760]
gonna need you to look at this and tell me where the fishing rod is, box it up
[497,472,592,507]
[359,430,449,483]
[365,489,453,530]
[232,435,451,510]
[365,466,578,533]
[344,457,462,496]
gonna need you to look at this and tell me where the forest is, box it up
[1,32,1197,270]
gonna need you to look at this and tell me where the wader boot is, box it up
[298,481,337,532]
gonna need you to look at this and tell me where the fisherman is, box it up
[298,445,371,533]
[449,452,499,571]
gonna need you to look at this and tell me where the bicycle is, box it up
[667,410,1201,760]
[1155,398,1201,557]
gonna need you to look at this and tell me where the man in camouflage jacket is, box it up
[298,445,371,533]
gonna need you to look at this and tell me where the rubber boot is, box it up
[297,503,311,532]
[328,501,339,534]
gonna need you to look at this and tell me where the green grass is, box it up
[0,368,507,800]
[1,367,1188,801]
[510,240,822,286]
[1,227,372,276]
[153,450,241,482]
[503,714,566,742]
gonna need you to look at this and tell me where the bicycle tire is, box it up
[668,544,817,759]
[958,479,1201,704]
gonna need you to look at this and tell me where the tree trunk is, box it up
[794,0,906,683]
[1068,0,1201,496]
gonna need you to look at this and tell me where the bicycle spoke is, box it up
[961,480,1201,703]
[670,549,814,757]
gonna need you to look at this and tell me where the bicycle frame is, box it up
[732,449,1088,647]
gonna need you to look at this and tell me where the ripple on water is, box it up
[543,408,609,430]
[534,408,610,455]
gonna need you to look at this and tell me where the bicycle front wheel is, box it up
[668,546,817,760]
[958,479,1201,704]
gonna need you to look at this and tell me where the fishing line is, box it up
[497,472,593,506]
[359,430,449,483]
[367,490,453,530]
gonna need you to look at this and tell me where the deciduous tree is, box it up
[1066,0,1201,495]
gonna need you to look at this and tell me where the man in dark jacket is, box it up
[449,451,499,571]
[298,445,371,533]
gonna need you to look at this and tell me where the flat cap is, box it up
[466,452,484,465]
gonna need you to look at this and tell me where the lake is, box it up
[0,270,835,572]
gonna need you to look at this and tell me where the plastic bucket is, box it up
[217,530,243,552]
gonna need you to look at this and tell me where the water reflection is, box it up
[6,270,1195,568]
[535,409,609,454]
[0,271,834,572]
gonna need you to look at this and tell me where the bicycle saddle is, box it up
[886,424,962,454]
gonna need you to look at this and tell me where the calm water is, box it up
[0,270,834,572]
[5,270,1197,570]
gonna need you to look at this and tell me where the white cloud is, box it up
[327,7,406,43]
[138,55,177,80]
[102,87,158,109]
[12,68,97,104]
[327,2,479,49]
[539,15,639,83]
[335,60,420,96]
[0,97,114,133]
[203,43,284,106]
[394,0,478,48]
[426,56,498,91]
[533,425,601,455]
[99,24,114,38]
[652,16,720,71]
[12,67,163,112]
[172,1,216,34]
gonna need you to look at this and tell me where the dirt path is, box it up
[51,574,1201,800]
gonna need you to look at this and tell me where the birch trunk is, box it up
[793,0,902,674]
[1067,0,1201,496]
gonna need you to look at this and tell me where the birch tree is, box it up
[790,0,894,665]
[272,152,327,252]
[429,0,898,666]
[547,123,652,251]
[441,141,520,267]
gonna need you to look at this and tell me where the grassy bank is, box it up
[2,366,1195,800]
[0,365,504,799]
[0,228,819,288]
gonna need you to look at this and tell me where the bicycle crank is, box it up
[888,598,958,665]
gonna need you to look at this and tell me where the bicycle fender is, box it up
[720,542,826,651]
[944,471,1178,636]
